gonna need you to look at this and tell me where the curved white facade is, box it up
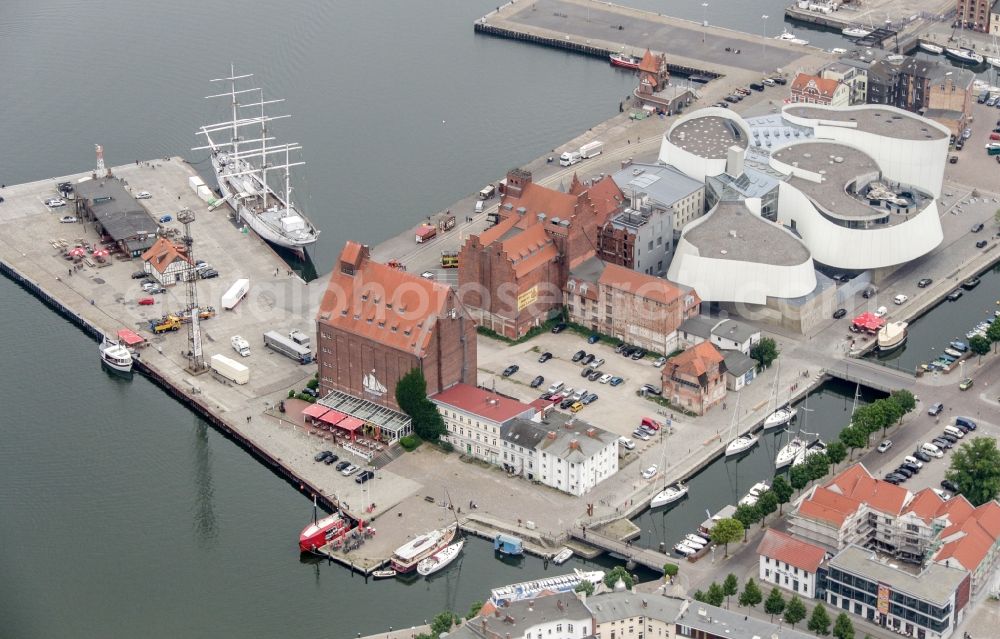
[781,104,950,198]
[667,200,817,304]
[658,108,751,183]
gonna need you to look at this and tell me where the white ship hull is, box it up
[878,321,908,351]
[919,42,943,54]
[739,481,770,507]
[776,437,806,469]
[651,483,688,508]
[100,336,133,375]
[945,48,984,64]
[552,548,573,565]
[725,434,759,456]
[417,539,464,576]
[763,406,796,430]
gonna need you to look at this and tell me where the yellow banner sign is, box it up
[877,583,890,615]
[517,286,538,311]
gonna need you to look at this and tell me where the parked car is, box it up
[131,270,148,279]
[615,343,628,354]
[641,383,662,396]
[971,223,985,233]
[900,462,921,474]
[581,366,594,378]
[928,402,944,416]
[138,297,155,306]
[618,436,636,450]
[884,475,903,485]
[581,393,598,405]
[641,465,658,479]
[632,429,651,441]
[572,389,587,401]
[877,439,893,453]
[903,456,923,469]
[420,271,435,280]
[45,198,66,207]
[559,398,575,409]
[59,215,78,223]
[598,373,612,384]
[955,416,977,431]
[873,306,888,318]
[862,285,877,298]
[199,269,219,279]
[630,348,647,360]
[301,387,319,398]
[931,437,954,450]
[938,432,959,444]
[570,402,584,413]
[893,294,908,305]
[581,353,595,366]
[335,460,351,472]
[149,285,166,294]
[571,350,586,362]
[641,417,662,431]
[314,450,332,462]
[551,322,567,333]
[917,278,933,288]
[941,479,960,493]
[958,378,974,391]
[949,155,958,164]
[832,308,847,319]
[341,464,359,476]
[141,282,157,292]
[913,450,932,463]
[530,375,544,388]
[587,333,600,344]
[356,470,374,483]
[976,240,988,249]
[609,376,624,386]
[323,453,340,465]
[894,466,913,478]
[501,364,519,377]
[158,214,172,223]
[538,352,553,363]
[587,370,602,382]
[136,191,152,199]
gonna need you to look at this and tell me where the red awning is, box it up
[336,416,365,432]
[318,409,347,426]
[852,312,885,332]
[301,404,330,420]
[117,328,145,346]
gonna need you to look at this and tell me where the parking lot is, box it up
[476,328,673,442]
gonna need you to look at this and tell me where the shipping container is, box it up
[210,353,250,385]
[221,278,250,310]
[263,330,313,364]
[579,140,604,159]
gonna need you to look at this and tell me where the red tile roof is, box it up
[503,223,560,278]
[935,518,995,571]
[824,463,910,516]
[141,237,192,274]
[431,383,535,424]
[905,488,948,522]
[797,486,863,526]
[498,176,624,232]
[756,528,827,573]
[665,342,723,379]
[639,49,660,74]
[598,262,698,307]
[317,241,456,357]
[791,73,843,99]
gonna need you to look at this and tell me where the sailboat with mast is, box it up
[725,392,758,457]
[194,65,320,256]
[650,434,689,508]
[776,398,817,469]
[762,360,796,430]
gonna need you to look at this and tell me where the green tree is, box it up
[738,578,763,609]
[808,603,832,636]
[395,369,447,440]
[790,463,812,492]
[888,389,916,416]
[750,337,780,369]
[839,424,867,458]
[603,565,635,590]
[771,476,793,514]
[833,612,856,639]
[663,563,679,582]
[764,587,786,622]
[784,595,807,628]
[970,334,991,362]
[946,437,1000,505]
[757,490,779,527]
[805,451,830,481]
[706,582,726,607]
[879,400,904,437]
[574,580,594,596]
[430,611,457,636]
[825,440,847,470]
[852,404,882,446]
[710,518,745,557]
[734,503,761,541]
[722,573,739,608]
[693,589,707,603]
[987,319,1000,353]
[466,600,484,619]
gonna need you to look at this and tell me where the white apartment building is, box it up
[431,383,535,465]
[756,528,826,598]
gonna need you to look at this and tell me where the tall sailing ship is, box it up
[195,65,320,255]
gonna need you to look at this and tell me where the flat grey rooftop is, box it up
[785,105,948,141]
[589,591,684,624]
[676,600,815,639]
[683,201,811,266]
[829,545,967,606]
[612,162,703,207]
[772,142,880,219]
[669,116,747,159]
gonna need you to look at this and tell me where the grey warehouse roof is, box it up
[676,601,815,639]
[679,315,717,339]
[669,116,747,159]
[589,591,685,623]
[785,105,948,141]
[75,178,159,242]
[829,545,967,606]
[535,411,615,462]
[612,162,704,207]
[712,319,757,345]
[682,201,811,266]
[722,350,756,377]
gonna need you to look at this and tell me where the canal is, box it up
[868,263,1000,374]
[629,378,886,552]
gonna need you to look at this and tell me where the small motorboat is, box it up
[739,481,770,507]
[919,42,944,54]
[725,434,759,456]
[417,539,465,577]
[681,536,705,550]
[100,335,134,375]
[685,533,709,547]
[950,340,968,352]
[842,26,871,38]
[673,542,697,556]
[944,348,964,358]
[650,482,689,508]
[552,548,573,565]
[372,569,397,580]
[962,277,981,290]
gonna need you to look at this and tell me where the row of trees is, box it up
[838,390,916,458]
[694,576,857,638]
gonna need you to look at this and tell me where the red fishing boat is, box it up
[299,498,353,553]
[609,52,642,70]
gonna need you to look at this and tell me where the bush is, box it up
[663,563,679,578]
[306,377,319,390]
[295,393,317,403]
[287,389,296,399]
[399,434,423,451]
[437,440,455,453]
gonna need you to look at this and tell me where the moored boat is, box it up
[686,533,709,546]
[950,340,968,352]
[489,569,605,605]
[944,47,984,64]
[99,335,134,375]
[776,436,806,469]
[944,348,964,358]
[794,439,827,467]
[919,42,944,54]
[725,434,758,456]
[842,27,871,38]
[417,539,465,577]
[609,52,642,70]
[651,482,689,508]
[877,321,908,352]
[673,542,697,556]
[962,276,981,290]
[681,536,705,550]
[763,406,796,430]
[775,29,808,45]
[738,481,770,507]
[371,569,397,579]
[391,523,458,573]
[299,511,351,553]
[552,548,573,565]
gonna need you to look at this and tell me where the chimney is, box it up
[547,431,557,440]
[570,440,580,450]
[725,145,745,178]
[586,428,597,438]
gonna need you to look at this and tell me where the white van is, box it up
[559,151,582,166]
[475,200,484,214]
[921,442,944,458]
[617,436,636,450]
[943,425,965,439]
[546,381,565,395]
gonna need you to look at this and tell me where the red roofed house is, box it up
[565,257,700,353]
[637,49,670,96]
[790,72,849,107]
[660,341,726,415]
[934,500,1000,597]
[430,383,536,465]
[141,237,193,285]
[316,241,476,410]
[757,528,827,597]
[458,168,626,339]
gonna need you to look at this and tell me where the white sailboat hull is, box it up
[417,539,464,576]
[775,438,806,469]
[763,406,796,430]
[725,435,759,456]
[651,484,688,508]
[919,42,944,54]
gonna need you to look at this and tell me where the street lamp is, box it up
[761,14,769,60]
[702,3,709,44]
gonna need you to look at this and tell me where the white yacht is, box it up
[842,26,871,38]
[738,481,771,507]
[776,436,807,469]
[919,42,944,54]
[763,406,796,430]
[417,539,465,577]
[551,548,573,565]
[726,434,759,456]
[878,321,908,352]
[195,65,320,256]
[673,542,698,556]
[686,533,709,546]
[651,483,689,508]
[681,535,705,550]
[775,29,809,45]
[944,47,984,64]
[99,335,133,375]
[793,440,827,467]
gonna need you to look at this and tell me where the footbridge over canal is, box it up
[572,527,668,573]
[823,359,917,395]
